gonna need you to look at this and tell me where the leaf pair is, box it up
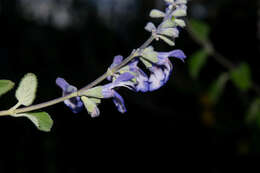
[0,73,53,132]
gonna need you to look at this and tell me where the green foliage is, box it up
[230,63,252,92]
[140,58,153,68]
[0,80,15,97]
[141,46,158,63]
[82,86,104,98]
[188,49,208,79]
[245,98,260,126]
[149,9,165,18]
[189,19,210,42]
[158,35,175,46]
[159,35,175,46]
[161,19,175,28]
[208,73,229,104]
[81,96,100,118]
[13,112,53,132]
[15,73,38,106]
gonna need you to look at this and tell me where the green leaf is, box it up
[171,8,187,17]
[140,58,153,68]
[15,73,38,106]
[208,73,229,104]
[0,80,15,97]
[159,28,178,38]
[161,19,176,28]
[188,49,208,79]
[81,86,104,98]
[149,9,165,18]
[13,112,53,132]
[158,35,175,46]
[245,98,260,125]
[189,19,210,42]
[141,46,158,63]
[175,19,186,27]
[230,63,252,92]
[81,96,100,118]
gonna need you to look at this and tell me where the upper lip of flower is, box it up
[56,77,83,113]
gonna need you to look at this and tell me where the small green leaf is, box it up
[149,9,165,18]
[189,19,210,42]
[171,8,187,17]
[158,35,175,46]
[81,96,100,118]
[175,19,186,27]
[245,98,260,125]
[161,19,176,28]
[140,58,153,68]
[81,86,104,98]
[141,46,158,63]
[13,112,53,132]
[208,73,229,104]
[0,80,15,97]
[15,73,38,106]
[230,63,252,92]
[159,28,178,38]
[188,49,208,79]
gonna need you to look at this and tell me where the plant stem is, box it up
[0,36,154,117]
[0,6,178,117]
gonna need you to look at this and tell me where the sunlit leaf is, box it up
[15,73,38,106]
[208,73,229,104]
[0,80,15,97]
[188,49,208,79]
[230,63,252,92]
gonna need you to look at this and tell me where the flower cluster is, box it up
[56,0,188,117]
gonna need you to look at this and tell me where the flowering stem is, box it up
[0,36,155,117]
[0,5,178,117]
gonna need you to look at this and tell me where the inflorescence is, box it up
[0,0,188,132]
[56,0,188,118]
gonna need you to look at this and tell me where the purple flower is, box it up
[56,78,83,113]
[102,72,135,113]
[129,60,149,92]
[148,49,186,91]
[107,55,123,81]
[108,55,149,92]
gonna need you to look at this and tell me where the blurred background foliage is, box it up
[1,0,260,172]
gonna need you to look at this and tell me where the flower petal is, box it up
[113,91,127,113]
[114,72,135,83]
[56,78,69,91]
[102,85,127,113]
[110,55,123,69]
[157,49,186,64]
[162,59,173,83]
[148,66,166,91]
[56,77,83,113]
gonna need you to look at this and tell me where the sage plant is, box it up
[0,0,188,132]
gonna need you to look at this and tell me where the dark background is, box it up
[0,0,259,172]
